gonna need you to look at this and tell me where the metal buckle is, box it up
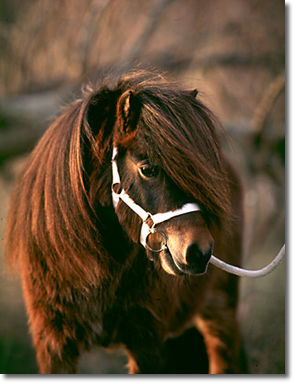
[145,229,168,253]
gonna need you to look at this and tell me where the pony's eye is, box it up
[139,164,159,179]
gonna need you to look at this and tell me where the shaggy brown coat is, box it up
[6,71,244,374]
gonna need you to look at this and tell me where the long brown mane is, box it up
[5,93,116,289]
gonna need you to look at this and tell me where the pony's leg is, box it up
[119,308,165,374]
[33,333,80,374]
[161,327,209,373]
[126,349,164,374]
[124,330,166,374]
[195,309,241,374]
[28,304,81,374]
[21,276,81,373]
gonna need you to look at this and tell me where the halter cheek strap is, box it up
[111,147,200,251]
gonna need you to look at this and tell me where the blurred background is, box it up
[0,0,285,374]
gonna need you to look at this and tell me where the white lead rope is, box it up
[209,244,285,278]
[111,146,285,278]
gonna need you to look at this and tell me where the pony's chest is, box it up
[96,302,154,347]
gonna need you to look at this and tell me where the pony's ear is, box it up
[85,88,119,138]
[81,87,121,163]
[186,89,198,98]
[116,90,141,135]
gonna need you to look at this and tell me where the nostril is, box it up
[186,243,203,265]
[185,241,214,267]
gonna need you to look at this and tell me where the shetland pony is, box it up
[5,71,244,374]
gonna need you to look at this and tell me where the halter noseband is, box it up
[111,147,200,253]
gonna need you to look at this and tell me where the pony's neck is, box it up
[99,205,142,266]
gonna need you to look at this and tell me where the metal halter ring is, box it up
[145,229,168,253]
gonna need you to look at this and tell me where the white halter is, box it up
[111,146,200,251]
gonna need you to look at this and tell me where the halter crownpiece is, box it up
[111,146,200,252]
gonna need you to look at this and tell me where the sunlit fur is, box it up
[5,70,244,373]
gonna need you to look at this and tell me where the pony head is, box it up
[110,71,231,275]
